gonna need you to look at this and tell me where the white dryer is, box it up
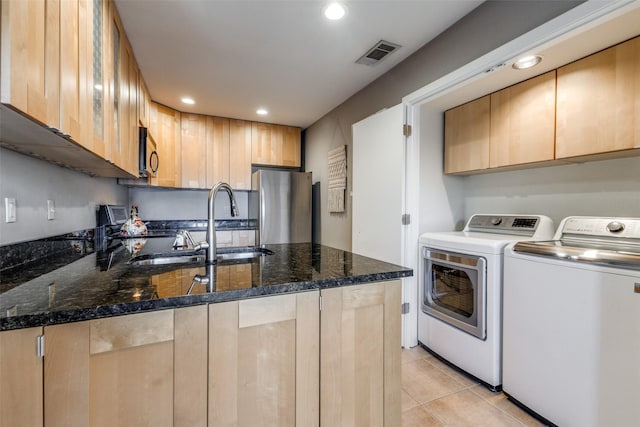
[503,216,640,426]
[418,214,554,390]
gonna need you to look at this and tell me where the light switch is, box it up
[5,197,16,223]
[47,199,55,220]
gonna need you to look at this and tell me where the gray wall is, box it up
[304,1,582,251]
[129,187,249,221]
[0,148,127,245]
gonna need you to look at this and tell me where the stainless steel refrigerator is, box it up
[250,170,312,244]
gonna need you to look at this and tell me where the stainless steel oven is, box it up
[421,247,487,339]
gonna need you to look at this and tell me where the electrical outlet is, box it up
[5,197,16,223]
[47,199,56,220]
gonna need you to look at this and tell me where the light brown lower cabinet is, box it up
[43,307,208,427]
[1,280,401,427]
[320,280,401,427]
[0,327,44,427]
[209,291,320,426]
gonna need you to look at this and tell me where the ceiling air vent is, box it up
[356,40,401,66]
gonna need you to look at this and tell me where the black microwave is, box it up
[139,126,158,177]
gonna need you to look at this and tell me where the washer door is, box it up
[422,247,487,339]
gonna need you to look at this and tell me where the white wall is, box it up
[461,157,640,226]
[0,148,127,245]
[418,107,466,234]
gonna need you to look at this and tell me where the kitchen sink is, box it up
[128,247,274,266]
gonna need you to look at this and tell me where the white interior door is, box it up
[352,104,414,347]
[352,104,404,264]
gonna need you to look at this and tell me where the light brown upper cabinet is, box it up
[229,119,253,190]
[556,36,640,159]
[1,0,60,131]
[282,126,303,167]
[444,96,491,174]
[251,122,302,167]
[206,116,231,188]
[138,76,151,127]
[490,71,556,168]
[108,2,139,177]
[181,113,208,188]
[149,102,182,187]
[59,0,84,150]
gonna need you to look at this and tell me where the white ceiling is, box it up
[113,0,483,128]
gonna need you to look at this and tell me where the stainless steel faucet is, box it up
[206,182,240,263]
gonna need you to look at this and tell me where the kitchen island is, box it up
[0,232,412,426]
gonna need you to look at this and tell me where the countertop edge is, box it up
[0,270,412,331]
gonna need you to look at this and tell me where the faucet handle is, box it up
[193,241,209,251]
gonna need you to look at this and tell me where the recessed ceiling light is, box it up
[323,2,347,20]
[256,108,268,116]
[181,97,195,105]
[512,55,542,70]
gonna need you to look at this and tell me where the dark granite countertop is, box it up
[0,233,412,331]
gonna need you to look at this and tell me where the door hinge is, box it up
[401,302,410,315]
[36,335,45,358]
[402,214,411,225]
[319,295,324,311]
[403,124,412,137]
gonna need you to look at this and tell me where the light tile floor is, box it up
[401,346,547,427]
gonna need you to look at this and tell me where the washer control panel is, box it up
[559,217,640,239]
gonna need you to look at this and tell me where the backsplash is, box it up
[0,148,128,246]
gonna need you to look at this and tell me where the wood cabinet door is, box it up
[59,0,85,144]
[229,119,252,189]
[206,116,230,187]
[209,291,320,426]
[556,36,640,158]
[0,327,43,427]
[444,96,490,174]
[150,102,182,187]
[320,281,401,427]
[490,71,556,168]
[0,0,60,130]
[281,126,302,167]
[44,308,207,427]
[138,76,151,127]
[181,113,208,188]
[251,122,281,165]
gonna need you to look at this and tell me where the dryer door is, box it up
[422,247,487,339]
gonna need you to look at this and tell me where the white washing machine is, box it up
[418,214,554,390]
[503,216,640,427]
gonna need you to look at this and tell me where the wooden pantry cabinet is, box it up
[0,327,44,427]
[556,36,640,159]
